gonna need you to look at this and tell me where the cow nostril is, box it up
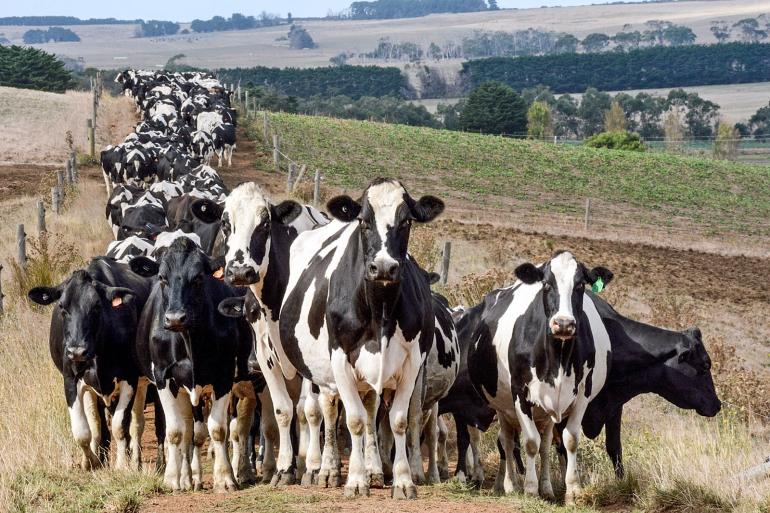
[368,264,378,275]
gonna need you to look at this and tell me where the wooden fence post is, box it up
[287,163,296,194]
[441,241,452,284]
[87,119,95,159]
[292,165,307,192]
[65,161,72,186]
[244,91,249,113]
[273,134,280,172]
[71,152,78,183]
[313,169,321,207]
[263,112,270,146]
[57,170,65,199]
[0,264,4,315]
[37,200,46,234]
[17,224,26,269]
[52,187,61,215]
[584,198,592,231]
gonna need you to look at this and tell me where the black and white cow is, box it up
[130,237,254,492]
[106,236,154,263]
[106,184,144,239]
[27,258,153,470]
[212,123,236,167]
[191,130,214,165]
[118,198,167,241]
[191,182,329,486]
[467,251,613,504]
[278,178,445,499]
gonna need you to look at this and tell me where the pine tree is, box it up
[0,45,73,92]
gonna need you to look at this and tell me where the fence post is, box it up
[584,198,592,231]
[0,264,4,315]
[65,160,73,186]
[313,169,321,207]
[287,163,296,194]
[71,151,78,183]
[273,134,280,172]
[244,90,249,112]
[292,165,307,192]
[37,200,46,234]
[263,112,270,146]
[17,224,26,269]
[57,170,65,199]
[52,187,61,215]
[87,119,95,159]
[441,241,451,284]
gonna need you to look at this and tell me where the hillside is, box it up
[253,113,770,253]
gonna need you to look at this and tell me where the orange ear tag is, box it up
[112,297,123,308]
[213,268,225,280]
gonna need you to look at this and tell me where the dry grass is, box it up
[0,87,133,165]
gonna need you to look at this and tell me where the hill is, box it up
[253,112,770,252]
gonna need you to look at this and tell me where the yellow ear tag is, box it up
[112,297,123,308]
[213,268,225,280]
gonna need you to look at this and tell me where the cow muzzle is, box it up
[65,346,90,363]
[225,265,258,286]
[164,310,188,331]
[366,260,401,283]
[549,316,576,339]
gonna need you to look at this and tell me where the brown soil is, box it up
[0,163,63,200]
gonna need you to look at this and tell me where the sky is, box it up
[4,1,618,22]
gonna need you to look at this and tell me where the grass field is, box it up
[251,112,770,252]
[1,0,769,72]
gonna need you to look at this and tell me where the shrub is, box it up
[585,130,646,151]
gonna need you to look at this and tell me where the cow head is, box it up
[661,327,721,417]
[516,251,613,340]
[327,178,444,284]
[28,271,135,368]
[130,237,222,332]
[118,205,167,241]
[191,182,301,287]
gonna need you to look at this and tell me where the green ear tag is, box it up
[592,277,604,293]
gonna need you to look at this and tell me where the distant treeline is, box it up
[461,42,770,93]
[190,12,283,33]
[0,16,139,26]
[349,0,490,19]
[135,20,180,37]
[22,27,80,43]
[218,65,411,99]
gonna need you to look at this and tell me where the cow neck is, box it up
[531,293,577,381]
[251,222,294,318]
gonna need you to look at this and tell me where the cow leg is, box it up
[406,366,426,485]
[453,417,470,484]
[499,414,521,494]
[258,390,278,483]
[468,425,485,488]
[227,145,235,167]
[493,436,506,494]
[301,388,322,486]
[318,391,341,488]
[363,390,384,488]
[110,380,136,470]
[153,391,166,473]
[424,403,440,484]
[563,399,589,505]
[378,405,394,482]
[248,406,261,473]
[83,388,104,464]
[208,392,237,492]
[436,414,449,481]
[68,380,101,470]
[190,402,207,491]
[231,384,257,486]
[255,341,296,486]
[295,393,309,481]
[157,386,187,491]
[388,352,422,500]
[538,420,555,501]
[129,379,148,470]
[605,407,624,478]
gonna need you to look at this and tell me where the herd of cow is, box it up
[27,70,722,504]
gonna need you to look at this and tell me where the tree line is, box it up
[461,43,770,94]
[22,27,80,43]
[190,12,283,33]
[348,0,491,19]
[135,20,180,38]
[0,16,138,25]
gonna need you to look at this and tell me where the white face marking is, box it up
[366,181,406,269]
[549,252,579,328]
[223,182,271,275]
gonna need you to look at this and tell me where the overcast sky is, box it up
[5,1,618,21]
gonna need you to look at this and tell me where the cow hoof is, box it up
[539,481,555,502]
[261,470,275,485]
[193,481,203,492]
[391,484,417,500]
[369,473,385,489]
[301,470,318,486]
[214,479,238,493]
[238,470,257,487]
[271,470,296,487]
[344,483,370,498]
[471,479,483,490]
[523,481,539,497]
[439,468,449,481]
[564,485,582,506]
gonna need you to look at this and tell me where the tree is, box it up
[748,102,770,137]
[553,94,581,138]
[664,107,685,152]
[23,27,80,43]
[527,101,553,140]
[612,31,641,51]
[578,87,611,136]
[287,12,293,23]
[488,0,500,9]
[662,25,696,46]
[604,101,627,131]
[666,88,720,137]
[554,34,579,54]
[585,131,645,151]
[459,81,527,135]
[0,45,73,92]
[288,24,316,49]
[732,18,767,43]
[713,122,739,160]
[437,100,465,130]
[581,33,610,52]
[416,66,448,98]
[710,21,731,43]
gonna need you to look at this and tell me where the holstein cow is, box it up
[191,182,329,486]
[278,178,445,499]
[27,257,153,470]
[130,237,254,491]
[212,123,236,167]
[467,251,613,504]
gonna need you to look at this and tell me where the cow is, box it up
[27,258,154,471]
[130,237,254,492]
[212,123,236,167]
[106,184,143,239]
[106,236,154,263]
[118,201,167,241]
[467,251,613,504]
[278,178,445,499]
[196,111,223,134]
[190,182,328,486]
[191,131,214,165]
[166,194,223,255]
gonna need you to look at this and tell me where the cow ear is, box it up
[427,272,440,285]
[686,327,703,342]
[272,200,302,225]
[208,255,226,279]
[28,286,62,305]
[130,256,160,277]
[218,297,245,318]
[587,266,614,287]
[191,198,223,224]
[411,195,445,223]
[327,195,361,222]
[105,287,135,308]
[515,263,544,284]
